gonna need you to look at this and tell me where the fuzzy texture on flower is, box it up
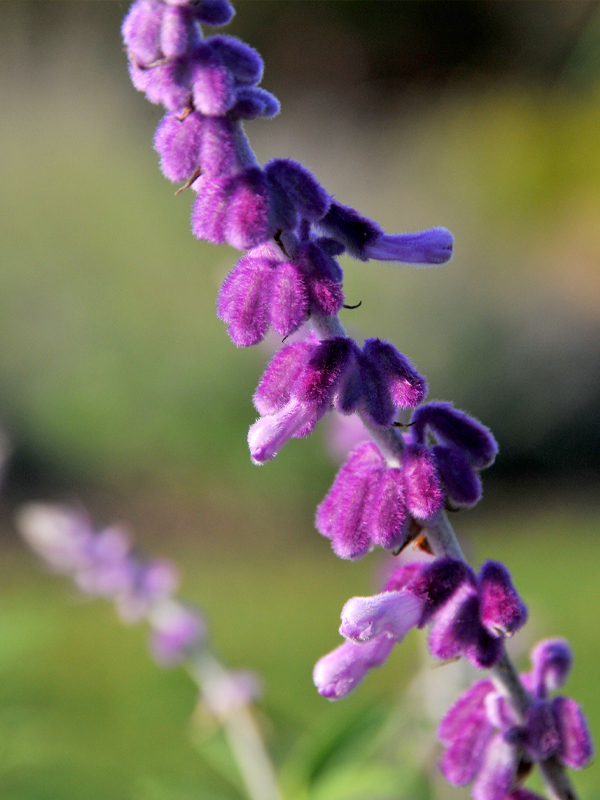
[315,440,444,559]
[438,639,593,800]
[313,634,396,700]
[409,401,498,508]
[18,504,206,667]
[314,557,526,700]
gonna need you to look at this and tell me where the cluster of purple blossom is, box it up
[122,2,593,799]
[18,504,203,666]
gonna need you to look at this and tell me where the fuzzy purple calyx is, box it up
[478,561,528,638]
[313,634,396,700]
[362,227,454,265]
[207,35,263,86]
[230,86,280,120]
[265,159,330,223]
[188,0,235,26]
[529,638,572,697]
[411,401,498,468]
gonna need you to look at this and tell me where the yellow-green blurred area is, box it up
[1,2,600,798]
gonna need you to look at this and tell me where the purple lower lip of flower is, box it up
[313,634,396,700]
[339,590,423,642]
[362,227,454,265]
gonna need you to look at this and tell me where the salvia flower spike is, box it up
[121,2,591,798]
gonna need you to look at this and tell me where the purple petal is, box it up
[367,467,409,550]
[122,0,164,65]
[230,86,280,120]
[411,401,498,469]
[248,401,316,464]
[525,700,560,761]
[402,444,444,520]
[339,590,422,642]
[313,635,395,700]
[190,48,235,116]
[190,0,235,27]
[265,159,330,222]
[154,111,203,183]
[439,681,495,785]
[224,167,271,250]
[208,35,264,86]
[553,696,594,769]
[530,638,573,698]
[471,732,518,800]
[315,441,385,560]
[253,337,317,415]
[316,202,382,260]
[432,444,482,507]
[362,227,453,264]
[269,262,309,337]
[199,115,238,176]
[478,561,528,638]
[410,557,476,625]
[216,252,276,346]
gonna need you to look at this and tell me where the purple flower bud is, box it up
[148,599,206,666]
[411,402,498,469]
[431,444,482,507]
[552,696,593,769]
[438,679,495,785]
[189,0,235,27]
[316,202,382,260]
[154,111,204,183]
[362,227,454,265]
[409,557,476,625]
[248,401,316,464]
[265,159,330,223]
[217,248,277,346]
[190,47,235,116]
[315,441,384,559]
[529,638,573,697]
[230,87,280,120]
[313,634,395,700]
[367,467,409,550]
[208,35,264,86]
[253,337,317,415]
[525,700,561,761]
[122,0,165,65]
[471,732,517,800]
[269,261,308,337]
[478,561,527,638]
[402,444,444,520]
[202,670,262,717]
[339,590,423,642]
[160,5,196,60]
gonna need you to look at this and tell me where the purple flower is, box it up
[438,639,593,799]
[148,599,206,665]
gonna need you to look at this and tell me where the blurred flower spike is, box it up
[17,504,205,666]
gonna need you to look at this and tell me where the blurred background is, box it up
[1,1,600,798]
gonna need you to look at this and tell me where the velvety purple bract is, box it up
[217,251,275,345]
[552,696,594,769]
[471,733,517,800]
[253,338,316,415]
[265,159,330,222]
[190,0,235,26]
[231,87,280,119]
[439,680,495,785]
[525,700,560,761]
[402,444,444,520]
[409,557,475,626]
[362,338,428,412]
[363,227,454,265]
[160,5,195,59]
[191,47,235,116]
[122,0,165,65]
[313,634,395,700]
[367,467,409,550]
[432,444,482,507]
[208,35,264,86]
[478,561,528,638]
[269,261,308,336]
[529,638,572,696]
[154,111,204,182]
[316,202,382,260]
[198,115,237,176]
[411,401,498,469]
[224,167,271,249]
[141,58,193,111]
